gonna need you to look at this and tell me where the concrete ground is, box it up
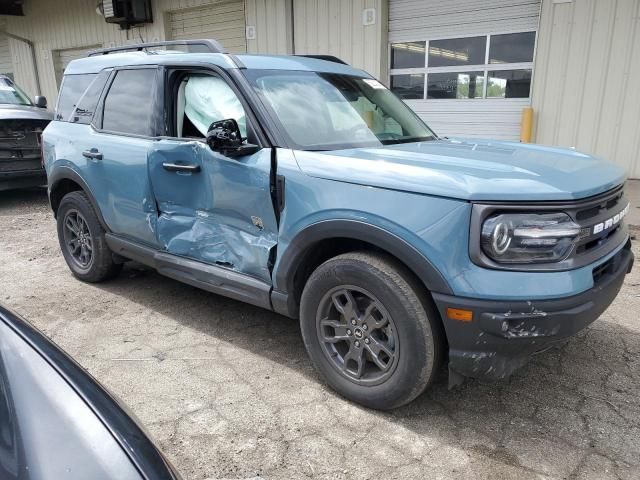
[1,186,639,480]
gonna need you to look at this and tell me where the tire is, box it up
[300,251,443,410]
[56,191,122,282]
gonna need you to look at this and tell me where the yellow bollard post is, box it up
[520,107,534,143]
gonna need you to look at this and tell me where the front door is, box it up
[148,71,277,283]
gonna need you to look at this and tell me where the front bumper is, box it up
[433,240,634,382]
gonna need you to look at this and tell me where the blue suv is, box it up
[43,40,634,409]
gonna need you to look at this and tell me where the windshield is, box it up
[244,69,435,150]
[0,78,32,106]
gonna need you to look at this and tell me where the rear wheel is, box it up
[56,191,122,282]
[300,252,443,409]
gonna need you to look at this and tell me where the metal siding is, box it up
[167,1,247,53]
[408,98,531,141]
[532,0,640,178]
[53,45,101,87]
[389,0,541,42]
[7,38,37,97]
[0,34,13,76]
[292,0,387,78]
[5,0,290,103]
[245,0,291,54]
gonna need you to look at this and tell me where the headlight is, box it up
[481,212,581,264]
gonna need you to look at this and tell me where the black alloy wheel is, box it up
[62,209,94,269]
[316,286,399,385]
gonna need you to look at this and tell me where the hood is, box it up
[292,139,627,201]
[0,104,54,121]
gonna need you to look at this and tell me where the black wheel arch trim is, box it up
[272,219,453,318]
[48,166,109,232]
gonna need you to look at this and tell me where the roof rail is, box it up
[88,39,226,56]
[295,55,348,65]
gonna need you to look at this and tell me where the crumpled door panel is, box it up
[148,140,277,283]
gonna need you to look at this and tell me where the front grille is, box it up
[0,119,47,174]
[569,185,629,258]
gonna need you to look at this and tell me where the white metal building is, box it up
[1,0,639,177]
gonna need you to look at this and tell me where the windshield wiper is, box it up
[380,136,435,145]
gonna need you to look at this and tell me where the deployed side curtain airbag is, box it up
[184,75,247,137]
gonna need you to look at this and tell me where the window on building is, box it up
[102,69,157,136]
[427,72,485,99]
[55,74,96,121]
[389,32,536,100]
[70,70,110,125]
[428,37,486,68]
[390,74,424,100]
[390,41,426,69]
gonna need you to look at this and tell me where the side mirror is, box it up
[205,118,260,158]
[34,96,47,108]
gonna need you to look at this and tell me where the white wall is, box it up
[532,0,640,178]
[292,0,388,79]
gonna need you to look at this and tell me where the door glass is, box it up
[102,69,157,136]
[180,74,247,138]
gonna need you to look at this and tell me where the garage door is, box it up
[53,45,101,88]
[0,34,13,79]
[168,1,246,54]
[388,0,541,141]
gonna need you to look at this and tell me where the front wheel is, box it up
[300,252,443,409]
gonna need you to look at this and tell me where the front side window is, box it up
[0,78,31,106]
[390,32,536,100]
[245,69,435,151]
[56,74,96,121]
[102,69,157,136]
[175,74,246,138]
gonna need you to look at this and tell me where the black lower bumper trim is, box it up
[433,241,634,382]
[0,171,47,191]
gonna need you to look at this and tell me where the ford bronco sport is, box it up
[43,40,634,410]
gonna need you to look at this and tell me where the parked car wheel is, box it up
[300,252,443,409]
[57,191,122,282]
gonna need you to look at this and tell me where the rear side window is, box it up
[70,70,110,125]
[102,69,157,136]
[55,74,96,121]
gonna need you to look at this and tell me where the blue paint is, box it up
[293,139,626,201]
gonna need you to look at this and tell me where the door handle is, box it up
[162,162,201,173]
[82,149,103,160]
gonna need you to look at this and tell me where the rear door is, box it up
[148,68,277,283]
[80,67,162,247]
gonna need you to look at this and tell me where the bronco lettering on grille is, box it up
[593,203,630,234]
